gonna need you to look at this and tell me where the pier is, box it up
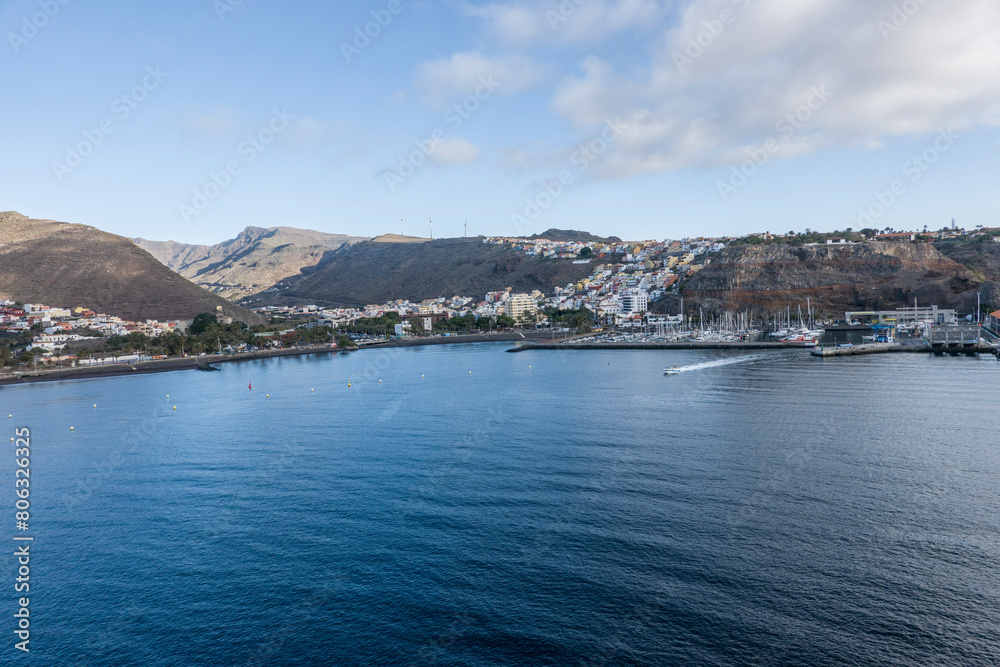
[926,326,991,355]
[508,341,815,352]
[810,342,921,357]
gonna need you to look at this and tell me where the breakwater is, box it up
[508,341,815,352]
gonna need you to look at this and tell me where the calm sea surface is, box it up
[3,343,1000,666]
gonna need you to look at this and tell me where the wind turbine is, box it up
[464,218,468,237]
[429,216,433,239]
[400,218,404,236]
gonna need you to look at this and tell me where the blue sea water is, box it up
[3,343,1000,666]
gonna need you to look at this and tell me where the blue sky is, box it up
[1,0,998,244]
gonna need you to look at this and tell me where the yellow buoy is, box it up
[8,415,11,419]
[93,404,97,408]
[469,371,472,375]
[379,379,382,383]
[10,437,14,442]
[70,426,74,431]
[311,388,314,392]
[166,394,169,398]
[421,374,425,378]
[173,406,177,410]
[266,394,270,398]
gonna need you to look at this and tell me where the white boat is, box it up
[663,366,681,375]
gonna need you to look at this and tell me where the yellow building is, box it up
[505,294,538,322]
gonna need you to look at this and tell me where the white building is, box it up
[621,293,649,314]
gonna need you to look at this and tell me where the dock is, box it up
[811,342,920,357]
[811,340,995,357]
[508,341,815,352]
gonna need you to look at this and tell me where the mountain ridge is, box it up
[0,212,262,323]
[243,236,600,308]
[134,226,367,299]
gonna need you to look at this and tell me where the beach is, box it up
[0,331,565,386]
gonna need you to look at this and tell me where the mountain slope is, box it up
[0,212,262,323]
[135,226,367,299]
[245,237,599,307]
[659,241,995,315]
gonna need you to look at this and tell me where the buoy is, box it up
[166,394,169,398]
[379,379,382,384]
[469,371,472,375]
[173,406,177,410]
[421,374,425,378]
[8,414,12,419]
[529,365,532,369]
[347,380,351,387]
[311,388,314,392]
[10,437,14,442]
[70,426,74,431]
[93,404,97,408]
[266,394,269,398]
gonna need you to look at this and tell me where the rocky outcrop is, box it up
[669,242,984,316]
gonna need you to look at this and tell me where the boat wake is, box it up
[671,354,768,373]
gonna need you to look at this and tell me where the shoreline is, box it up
[0,332,568,387]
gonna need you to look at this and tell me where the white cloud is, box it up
[184,106,238,135]
[414,52,547,108]
[429,138,482,166]
[462,0,663,47]
[542,0,1000,177]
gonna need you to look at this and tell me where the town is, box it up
[4,225,1000,373]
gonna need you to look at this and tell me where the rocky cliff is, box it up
[664,242,994,316]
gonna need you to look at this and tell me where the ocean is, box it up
[3,343,999,665]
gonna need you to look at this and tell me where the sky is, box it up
[1,0,998,244]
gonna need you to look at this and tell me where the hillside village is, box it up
[251,226,998,330]
[4,225,1000,368]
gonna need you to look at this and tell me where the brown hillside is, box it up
[662,241,993,316]
[0,212,262,323]
[245,237,600,307]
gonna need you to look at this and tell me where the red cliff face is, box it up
[678,242,983,315]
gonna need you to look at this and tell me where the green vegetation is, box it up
[340,312,402,338]
[544,307,594,331]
